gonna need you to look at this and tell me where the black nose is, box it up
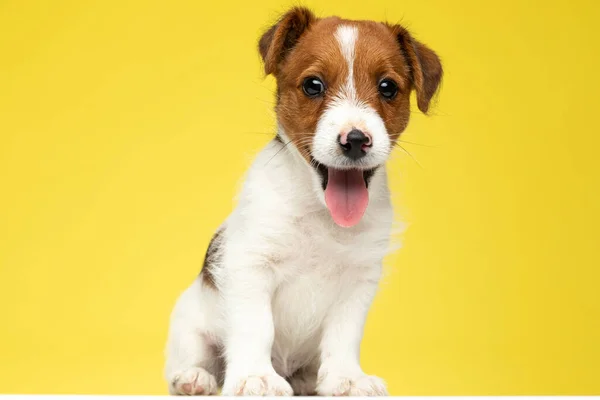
[339,129,370,160]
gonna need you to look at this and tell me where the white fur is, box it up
[312,25,392,171]
[164,133,393,395]
[164,24,394,397]
[335,25,358,103]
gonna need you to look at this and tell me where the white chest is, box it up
[270,263,347,376]
[268,212,388,375]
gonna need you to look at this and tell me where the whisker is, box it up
[394,143,424,169]
[241,131,276,136]
[255,97,276,105]
[263,133,318,166]
[265,139,295,166]
[396,139,439,148]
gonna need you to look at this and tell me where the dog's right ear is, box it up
[258,7,316,76]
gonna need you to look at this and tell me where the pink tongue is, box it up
[324,169,369,227]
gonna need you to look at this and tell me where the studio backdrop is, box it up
[0,0,599,395]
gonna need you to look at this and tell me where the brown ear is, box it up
[258,7,316,76]
[389,25,443,113]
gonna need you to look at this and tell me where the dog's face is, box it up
[259,8,442,227]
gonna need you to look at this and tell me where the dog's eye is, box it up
[378,79,398,100]
[302,77,325,98]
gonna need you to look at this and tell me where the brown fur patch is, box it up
[270,17,349,163]
[200,227,224,290]
[259,7,317,76]
[351,21,414,143]
[387,24,443,114]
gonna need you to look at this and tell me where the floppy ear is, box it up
[388,25,443,113]
[258,7,316,76]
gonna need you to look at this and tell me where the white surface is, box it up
[0,396,598,399]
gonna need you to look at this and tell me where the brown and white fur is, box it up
[164,7,442,396]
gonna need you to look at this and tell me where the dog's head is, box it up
[259,7,442,227]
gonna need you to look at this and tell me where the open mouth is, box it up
[312,160,377,228]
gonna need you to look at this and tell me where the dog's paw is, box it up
[169,367,218,395]
[223,373,293,396]
[317,372,387,396]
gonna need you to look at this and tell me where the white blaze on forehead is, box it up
[334,25,358,102]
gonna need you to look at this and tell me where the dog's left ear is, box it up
[388,24,443,114]
[258,7,317,76]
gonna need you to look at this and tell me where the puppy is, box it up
[164,7,442,396]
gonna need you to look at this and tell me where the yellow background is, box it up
[1,0,599,395]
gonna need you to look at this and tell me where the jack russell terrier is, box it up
[164,6,442,396]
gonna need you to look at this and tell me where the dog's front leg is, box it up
[220,261,293,396]
[316,278,388,396]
